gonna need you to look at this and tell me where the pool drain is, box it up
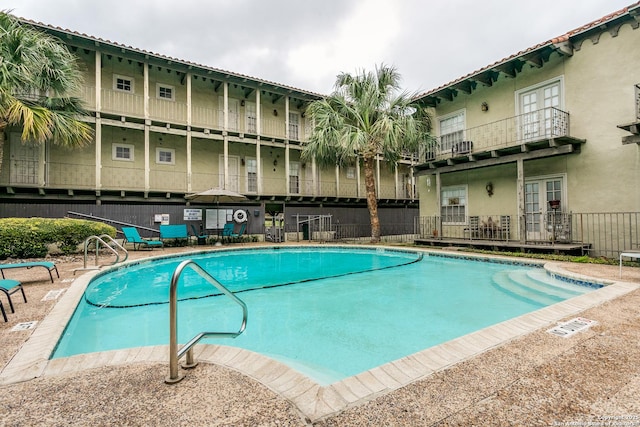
[547,317,597,338]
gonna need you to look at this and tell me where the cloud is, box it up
[9,0,634,94]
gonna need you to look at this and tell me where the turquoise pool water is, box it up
[52,247,596,385]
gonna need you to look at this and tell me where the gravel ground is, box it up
[1,245,639,426]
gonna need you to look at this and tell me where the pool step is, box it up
[514,270,584,299]
[492,270,583,306]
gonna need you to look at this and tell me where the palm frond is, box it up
[0,11,93,148]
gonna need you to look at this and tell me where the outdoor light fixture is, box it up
[240,100,245,106]
[486,182,494,196]
[481,102,489,112]
[273,109,278,116]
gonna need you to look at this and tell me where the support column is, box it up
[312,159,318,196]
[285,97,290,194]
[376,156,381,197]
[356,158,361,198]
[394,163,399,199]
[223,82,229,189]
[143,61,150,192]
[435,172,441,214]
[335,165,340,197]
[94,51,102,191]
[256,90,262,194]
[517,158,525,243]
[186,72,192,192]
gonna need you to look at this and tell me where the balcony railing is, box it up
[46,162,96,189]
[425,107,571,161]
[416,212,640,258]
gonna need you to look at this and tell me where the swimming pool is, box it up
[52,246,598,385]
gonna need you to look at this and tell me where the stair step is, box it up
[492,269,587,307]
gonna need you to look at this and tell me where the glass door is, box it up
[525,177,564,241]
[10,133,41,185]
[519,80,561,142]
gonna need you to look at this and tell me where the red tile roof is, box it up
[415,1,640,100]
[15,16,325,99]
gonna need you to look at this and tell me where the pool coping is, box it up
[1,247,637,422]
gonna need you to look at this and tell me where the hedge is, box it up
[0,217,116,259]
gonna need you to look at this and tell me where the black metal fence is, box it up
[415,212,640,258]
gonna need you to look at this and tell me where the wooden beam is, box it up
[415,144,577,175]
[553,41,574,56]
[622,134,640,145]
[475,70,499,87]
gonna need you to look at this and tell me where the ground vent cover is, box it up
[11,321,38,331]
[547,317,597,338]
[42,289,66,301]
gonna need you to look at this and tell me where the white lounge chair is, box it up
[619,251,640,278]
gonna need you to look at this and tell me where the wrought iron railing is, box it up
[415,212,640,258]
[423,107,571,161]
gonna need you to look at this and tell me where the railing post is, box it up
[166,261,183,384]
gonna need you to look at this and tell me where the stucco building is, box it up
[413,2,640,256]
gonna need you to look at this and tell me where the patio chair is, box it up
[499,215,511,241]
[233,223,246,238]
[0,261,59,283]
[221,223,236,237]
[122,227,164,251]
[465,216,480,239]
[0,279,26,321]
[190,224,208,245]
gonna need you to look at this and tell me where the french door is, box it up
[219,155,240,191]
[519,80,561,142]
[525,176,564,240]
[10,133,42,185]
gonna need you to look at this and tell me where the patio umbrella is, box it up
[185,187,247,204]
[185,188,248,237]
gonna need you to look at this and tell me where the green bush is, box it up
[0,217,116,259]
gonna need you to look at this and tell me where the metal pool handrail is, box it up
[75,234,129,273]
[166,259,248,384]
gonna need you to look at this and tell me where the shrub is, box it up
[0,217,116,259]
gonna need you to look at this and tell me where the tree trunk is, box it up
[363,155,380,243]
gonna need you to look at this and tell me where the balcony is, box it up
[77,86,307,142]
[418,107,585,173]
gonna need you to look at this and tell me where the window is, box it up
[346,166,356,179]
[114,75,134,93]
[156,84,174,101]
[246,158,257,192]
[635,83,640,120]
[245,102,257,134]
[112,143,134,161]
[289,112,300,140]
[441,186,466,224]
[438,111,465,152]
[517,77,563,141]
[156,148,175,165]
[289,161,300,194]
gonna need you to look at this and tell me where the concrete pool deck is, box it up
[1,244,640,425]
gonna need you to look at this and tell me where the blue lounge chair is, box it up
[122,227,164,250]
[221,223,246,240]
[190,224,208,245]
[233,223,246,238]
[221,223,236,237]
[0,261,59,283]
[0,279,26,321]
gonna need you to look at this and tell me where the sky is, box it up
[3,0,635,95]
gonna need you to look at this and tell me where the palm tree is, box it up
[302,64,433,243]
[0,11,92,174]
